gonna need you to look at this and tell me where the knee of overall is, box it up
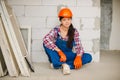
[86,53,92,63]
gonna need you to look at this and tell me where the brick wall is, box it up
[7,0,100,62]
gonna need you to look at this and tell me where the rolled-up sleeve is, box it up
[74,29,84,55]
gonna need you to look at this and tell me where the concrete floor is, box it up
[0,50,120,80]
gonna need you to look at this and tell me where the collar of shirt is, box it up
[57,26,68,41]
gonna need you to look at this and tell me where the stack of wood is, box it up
[0,0,34,77]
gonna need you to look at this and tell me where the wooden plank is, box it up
[10,11,28,56]
[5,1,34,72]
[20,26,34,72]
[4,0,34,72]
[6,2,27,57]
[0,16,19,76]
[0,0,30,76]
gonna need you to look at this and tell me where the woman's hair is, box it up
[59,17,75,48]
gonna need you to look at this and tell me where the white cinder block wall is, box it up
[7,0,100,62]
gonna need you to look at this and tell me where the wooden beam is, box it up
[6,1,27,57]
[0,0,30,76]
[0,16,19,76]
[5,0,34,72]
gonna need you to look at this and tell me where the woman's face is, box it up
[61,18,72,28]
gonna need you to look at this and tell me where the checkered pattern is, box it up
[43,26,84,55]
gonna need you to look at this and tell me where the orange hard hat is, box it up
[58,8,72,18]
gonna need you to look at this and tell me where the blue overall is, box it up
[43,29,92,69]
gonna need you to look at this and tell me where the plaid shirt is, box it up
[43,26,84,55]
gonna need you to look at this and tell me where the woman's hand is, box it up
[55,47,66,62]
[58,50,66,62]
[74,55,82,69]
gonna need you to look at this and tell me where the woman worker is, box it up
[43,7,92,75]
